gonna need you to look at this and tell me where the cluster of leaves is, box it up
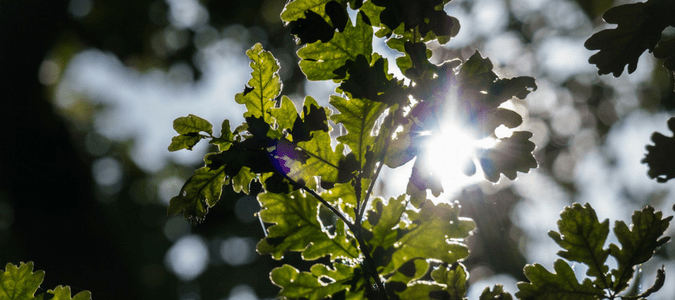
[0,262,91,300]
[166,0,672,299]
[517,203,671,299]
[585,0,675,182]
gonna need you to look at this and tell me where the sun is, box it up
[423,121,496,197]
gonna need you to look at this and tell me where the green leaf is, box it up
[48,286,92,300]
[0,262,44,300]
[270,263,361,300]
[609,206,672,292]
[235,43,282,121]
[548,203,611,288]
[391,200,474,271]
[168,133,202,152]
[364,195,407,253]
[280,0,346,23]
[479,284,513,300]
[431,263,469,300]
[172,114,213,135]
[167,165,226,223]
[270,95,299,133]
[294,130,342,185]
[515,259,605,300]
[642,117,675,183]
[584,0,675,76]
[297,11,373,81]
[397,282,447,299]
[478,131,537,183]
[168,114,213,151]
[209,119,235,152]
[330,95,387,166]
[257,190,359,260]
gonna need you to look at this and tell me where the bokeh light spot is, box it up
[165,235,209,281]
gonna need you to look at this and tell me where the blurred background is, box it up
[1,0,674,299]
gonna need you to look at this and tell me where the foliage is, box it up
[516,203,671,299]
[585,0,675,183]
[165,0,672,299]
[0,262,92,300]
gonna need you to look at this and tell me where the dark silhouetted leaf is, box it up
[548,203,610,288]
[289,9,335,45]
[325,1,348,32]
[584,1,675,76]
[654,38,675,72]
[642,117,675,182]
[338,54,406,105]
[478,131,537,183]
[370,0,459,40]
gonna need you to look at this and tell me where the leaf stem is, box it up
[278,173,355,229]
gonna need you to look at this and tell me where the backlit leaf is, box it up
[270,263,361,300]
[609,206,672,292]
[430,263,469,299]
[209,119,235,151]
[48,286,92,300]
[548,203,610,287]
[167,165,226,223]
[280,0,347,23]
[515,260,605,300]
[297,12,373,81]
[168,114,213,151]
[257,190,359,260]
[391,200,474,270]
[270,95,299,133]
[330,95,386,166]
[168,133,202,152]
[235,43,281,121]
[0,262,44,300]
[479,284,513,300]
[172,114,213,135]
